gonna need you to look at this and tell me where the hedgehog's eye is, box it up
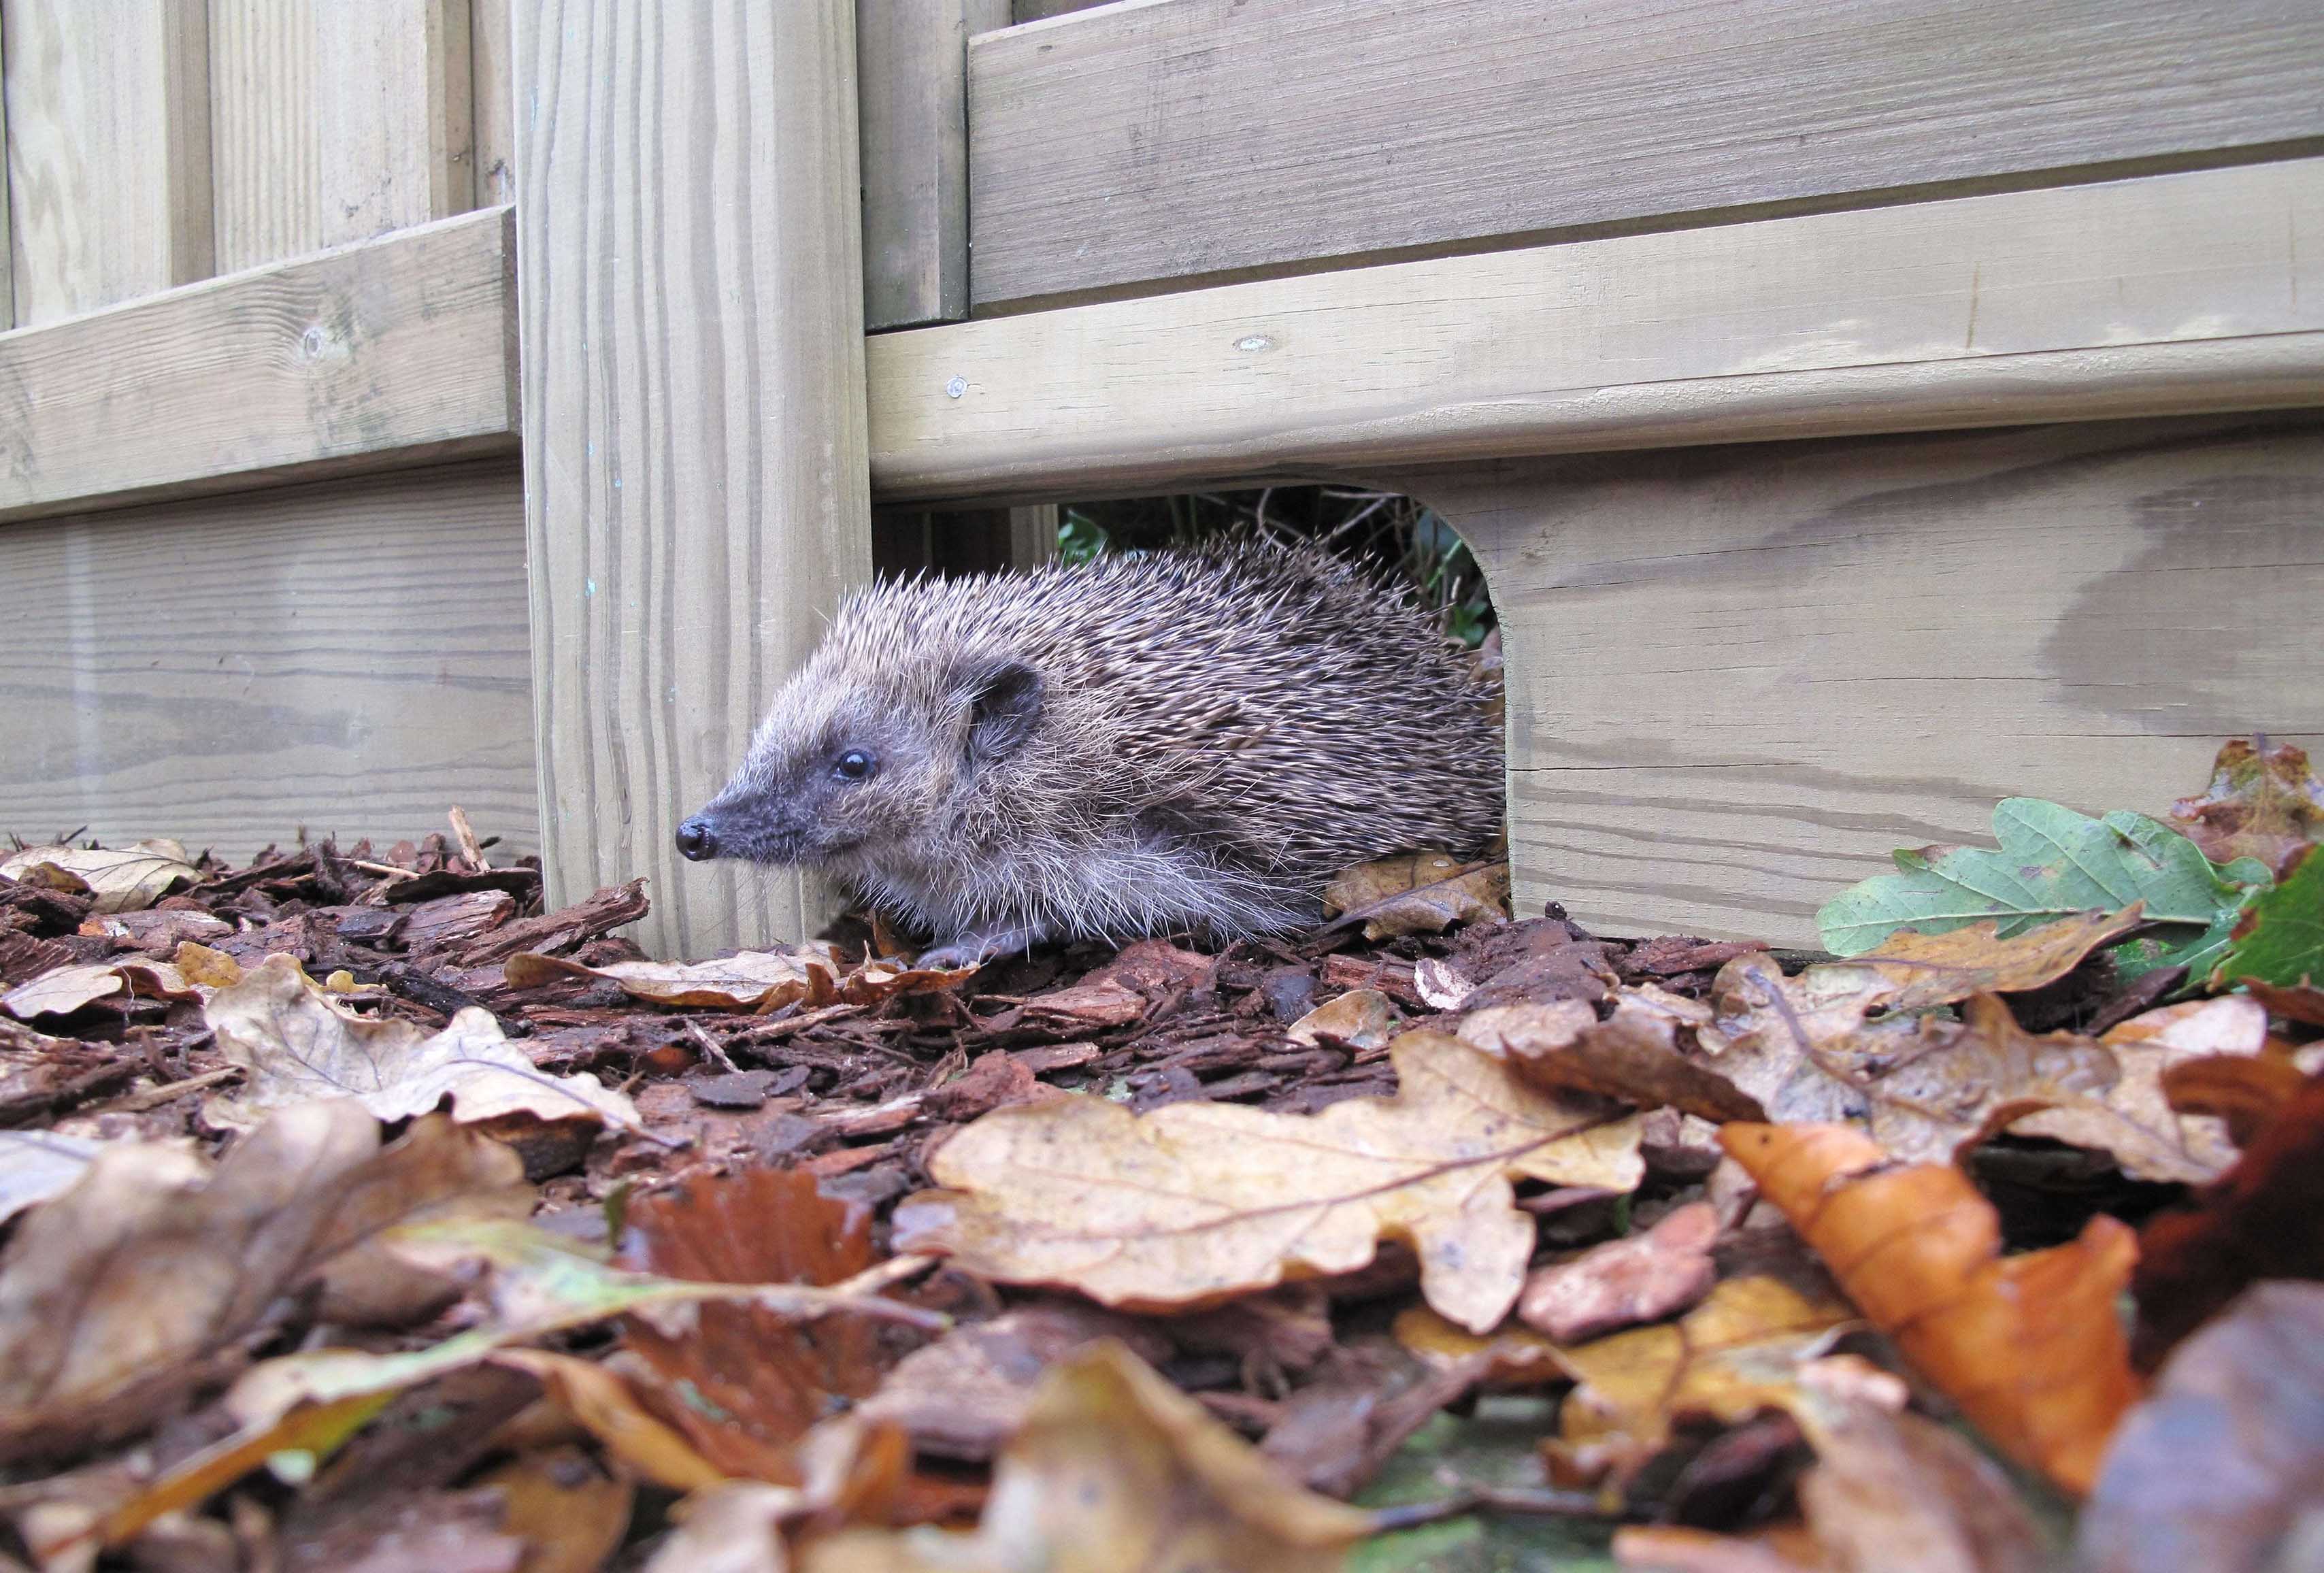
[833,749,878,782]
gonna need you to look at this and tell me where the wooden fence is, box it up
[5,0,2321,955]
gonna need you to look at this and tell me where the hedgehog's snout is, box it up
[674,816,718,860]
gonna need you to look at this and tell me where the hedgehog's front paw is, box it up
[918,923,1044,971]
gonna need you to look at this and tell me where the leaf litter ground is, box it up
[0,739,2320,1572]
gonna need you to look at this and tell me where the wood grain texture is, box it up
[210,0,475,273]
[471,0,513,205]
[857,0,1006,329]
[517,0,876,957]
[1397,416,2324,947]
[968,0,2324,308]
[0,461,536,861]
[2,0,213,324]
[0,207,517,521]
[868,159,2324,504]
[0,20,12,327]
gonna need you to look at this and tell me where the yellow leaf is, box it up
[1322,854,1509,940]
[0,842,199,914]
[899,1032,1641,1333]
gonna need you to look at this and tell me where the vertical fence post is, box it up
[514,0,874,956]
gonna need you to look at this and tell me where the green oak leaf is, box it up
[1818,797,2271,983]
[2214,846,2324,989]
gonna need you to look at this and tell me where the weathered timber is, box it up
[0,461,536,861]
[1397,416,2324,946]
[2,0,213,323]
[516,1,876,957]
[858,0,1007,329]
[0,208,518,523]
[867,159,2324,503]
[208,0,475,272]
[968,0,2324,308]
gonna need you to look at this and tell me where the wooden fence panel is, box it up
[516,0,875,957]
[869,159,2324,502]
[1406,416,2324,946]
[471,0,514,205]
[0,208,518,522]
[858,0,1006,329]
[0,461,535,861]
[968,0,2324,309]
[1,0,212,324]
[210,0,474,272]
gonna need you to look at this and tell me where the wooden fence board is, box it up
[0,208,517,522]
[858,0,1006,329]
[0,461,536,861]
[1,0,212,324]
[868,160,2324,503]
[210,0,474,273]
[517,0,876,957]
[1401,416,2324,947]
[968,0,2324,308]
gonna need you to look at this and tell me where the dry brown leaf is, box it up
[2004,995,2270,1181]
[1516,1202,1721,1342]
[1322,852,1510,940]
[802,1342,1374,1573]
[1286,988,1399,1052]
[0,842,199,914]
[1784,1390,2050,1573]
[2242,977,2324,1028]
[476,1446,633,1573]
[0,1105,530,1463]
[489,1351,726,1493]
[2080,1281,2324,1573]
[0,963,124,1020]
[205,953,637,1130]
[1462,993,1766,1124]
[897,1032,1642,1333]
[615,1170,891,1484]
[856,1301,1172,1461]
[0,1129,106,1225]
[1844,906,2145,1009]
[1721,1121,2142,1496]
[2168,736,2324,879]
[505,946,972,1012]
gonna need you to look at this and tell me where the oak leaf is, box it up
[801,1342,1374,1573]
[896,1033,1643,1332]
[0,1106,530,1464]
[1322,853,1509,940]
[503,946,972,1011]
[0,841,199,914]
[0,1129,105,1225]
[1461,993,1765,1124]
[205,953,637,1130]
[1721,1121,2142,1495]
[2167,735,2324,880]
[2214,842,2324,990]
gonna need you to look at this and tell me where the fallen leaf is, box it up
[1322,853,1510,940]
[205,953,637,1130]
[1517,1202,1721,1342]
[1842,906,2146,1009]
[2241,976,2324,1028]
[614,1170,891,1484]
[1257,1338,1485,1498]
[505,946,972,1012]
[0,1128,105,1225]
[2215,842,2324,989]
[802,1342,1374,1573]
[0,963,124,1020]
[855,1302,1174,1461]
[1721,1121,2141,1495]
[0,1105,530,1463]
[2131,1069,2324,1370]
[897,1033,1643,1333]
[0,842,200,914]
[1784,1389,2051,1573]
[275,1487,526,1573]
[2080,1281,2324,1573]
[2005,995,2272,1180]
[2168,735,2324,880]
[1286,988,1399,1052]
[489,1350,727,1492]
[475,1446,633,1573]
[1463,993,1765,1124]
[1816,798,2268,982]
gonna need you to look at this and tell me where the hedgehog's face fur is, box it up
[677,647,1044,873]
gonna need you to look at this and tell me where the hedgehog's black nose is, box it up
[675,817,719,861]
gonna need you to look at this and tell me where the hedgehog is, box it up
[675,540,1504,967]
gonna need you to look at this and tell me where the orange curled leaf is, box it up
[1721,1122,2142,1496]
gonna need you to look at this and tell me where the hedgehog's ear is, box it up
[961,659,1044,767]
